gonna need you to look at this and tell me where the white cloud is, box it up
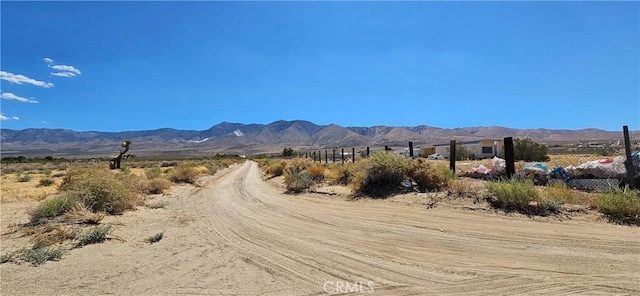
[43,57,54,64]
[41,121,50,125]
[0,113,19,121]
[51,72,77,77]
[1,92,38,103]
[0,71,54,88]
[50,65,81,75]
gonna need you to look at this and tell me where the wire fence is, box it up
[293,126,639,191]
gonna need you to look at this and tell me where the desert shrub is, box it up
[167,163,201,184]
[57,167,138,215]
[542,182,572,203]
[145,200,168,209]
[74,224,112,247]
[18,244,66,266]
[51,172,66,178]
[408,159,454,192]
[307,164,326,182]
[145,166,163,179]
[161,161,178,167]
[455,146,476,161]
[597,187,640,224]
[1,252,15,264]
[146,231,164,244]
[31,195,78,221]
[42,168,52,177]
[353,152,409,197]
[38,178,56,187]
[486,179,561,216]
[448,178,475,197]
[63,203,105,225]
[486,179,537,213]
[513,138,549,162]
[16,174,32,182]
[29,224,74,247]
[146,178,172,194]
[327,164,351,185]
[266,161,287,177]
[284,158,313,193]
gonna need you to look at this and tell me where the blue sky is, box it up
[1,1,638,132]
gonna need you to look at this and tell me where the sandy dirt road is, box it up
[2,161,639,295]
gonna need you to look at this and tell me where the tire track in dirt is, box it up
[185,161,640,295]
[2,161,638,295]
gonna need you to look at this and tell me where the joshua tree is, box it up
[110,140,131,169]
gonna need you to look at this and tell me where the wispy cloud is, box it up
[0,113,20,121]
[41,121,50,125]
[0,71,54,88]
[43,57,54,64]
[51,72,76,77]
[1,92,38,103]
[50,64,81,78]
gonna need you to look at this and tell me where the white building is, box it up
[433,139,504,160]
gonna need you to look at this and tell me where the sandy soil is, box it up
[2,161,639,295]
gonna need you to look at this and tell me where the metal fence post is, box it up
[504,137,515,178]
[623,125,637,189]
[449,140,456,173]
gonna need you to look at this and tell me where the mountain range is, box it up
[1,120,636,157]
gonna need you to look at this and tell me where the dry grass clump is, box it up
[266,160,287,178]
[597,187,640,225]
[307,164,326,182]
[284,158,313,193]
[145,166,163,179]
[146,178,172,194]
[407,159,454,192]
[167,163,202,184]
[448,178,477,198]
[38,177,56,187]
[31,166,139,221]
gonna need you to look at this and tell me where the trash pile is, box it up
[467,153,640,189]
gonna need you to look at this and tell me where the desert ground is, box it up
[1,161,639,295]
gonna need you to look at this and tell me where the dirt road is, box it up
[2,161,639,295]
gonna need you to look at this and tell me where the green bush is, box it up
[455,146,476,161]
[408,159,454,192]
[513,138,549,162]
[486,179,561,216]
[284,158,313,193]
[31,195,77,221]
[16,174,32,182]
[597,187,640,224]
[353,152,409,197]
[74,224,112,247]
[146,231,164,244]
[18,245,66,266]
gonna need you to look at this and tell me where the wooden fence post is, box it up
[366,147,370,157]
[333,149,336,163]
[325,150,328,163]
[409,142,414,158]
[352,148,355,163]
[341,148,345,165]
[504,137,515,178]
[449,140,456,173]
[623,125,637,189]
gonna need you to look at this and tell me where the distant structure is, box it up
[110,140,131,169]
